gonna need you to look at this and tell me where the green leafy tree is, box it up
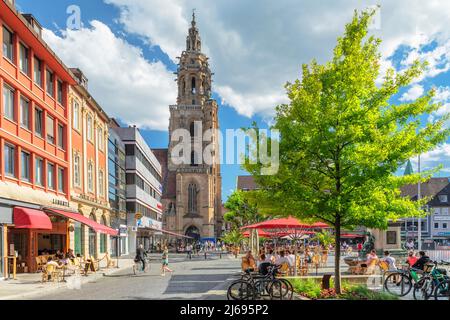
[244,9,449,293]
[223,190,265,228]
[313,230,335,248]
[220,229,245,257]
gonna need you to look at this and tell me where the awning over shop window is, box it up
[45,209,118,236]
[13,207,52,230]
[148,227,193,239]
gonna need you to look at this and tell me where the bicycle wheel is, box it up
[227,280,255,300]
[267,279,285,300]
[434,279,450,300]
[413,277,434,300]
[279,278,294,300]
[384,272,412,296]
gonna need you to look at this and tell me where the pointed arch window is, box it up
[188,183,198,214]
[190,122,195,137]
[191,77,196,94]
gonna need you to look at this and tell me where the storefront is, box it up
[6,207,66,273]
[136,216,163,251]
[0,204,13,279]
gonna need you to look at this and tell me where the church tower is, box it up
[164,12,222,240]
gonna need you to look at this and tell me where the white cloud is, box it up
[400,84,424,102]
[43,20,177,131]
[410,143,450,172]
[102,0,450,120]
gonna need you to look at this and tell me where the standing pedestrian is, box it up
[186,243,192,260]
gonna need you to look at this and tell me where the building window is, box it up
[34,56,42,87]
[435,223,439,229]
[98,127,104,151]
[125,144,135,156]
[58,124,64,149]
[58,167,65,193]
[100,217,107,253]
[188,183,198,214]
[88,163,93,193]
[20,96,30,129]
[47,163,55,189]
[21,151,30,182]
[87,115,93,142]
[19,43,29,75]
[3,84,15,121]
[46,69,54,97]
[35,107,43,137]
[442,208,449,215]
[2,27,13,61]
[35,157,44,186]
[99,170,104,196]
[444,223,448,229]
[73,155,81,187]
[4,144,15,177]
[73,101,80,130]
[439,195,448,203]
[57,80,63,104]
[46,115,55,144]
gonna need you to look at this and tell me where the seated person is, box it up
[359,249,378,269]
[275,250,292,267]
[381,250,397,271]
[258,254,272,276]
[412,251,430,271]
[405,251,418,267]
[55,250,64,260]
[242,251,256,271]
[65,248,76,260]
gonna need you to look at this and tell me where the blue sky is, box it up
[15,0,450,201]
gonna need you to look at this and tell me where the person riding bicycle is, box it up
[411,251,430,272]
[135,244,148,272]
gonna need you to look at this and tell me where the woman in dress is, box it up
[161,246,174,276]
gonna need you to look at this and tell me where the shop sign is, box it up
[437,232,450,236]
[434,216,450,221]
[0,206,13,224]
[137,216,162,230]
[119,225,127,237]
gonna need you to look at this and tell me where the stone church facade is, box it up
[153,13,222,241]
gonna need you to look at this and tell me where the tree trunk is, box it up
[334,217,342,294]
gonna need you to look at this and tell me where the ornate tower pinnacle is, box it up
[186,9,201,52]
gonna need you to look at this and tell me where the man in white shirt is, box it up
[275,251,292,267]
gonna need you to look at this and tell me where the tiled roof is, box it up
[237,176,259,191]
[401,177,450,202]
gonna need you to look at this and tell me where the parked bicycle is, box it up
[412,261,449,300]
[227,264,293,300]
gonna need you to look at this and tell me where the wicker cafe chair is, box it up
[278,262,290,276]
[296,257,309,276]
[41,264,62,283]
[35,256,45,273]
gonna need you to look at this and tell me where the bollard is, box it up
[204,252,207,260]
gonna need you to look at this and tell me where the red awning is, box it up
[340,233,365,238]
[13,207,53,230]
[148,227,193,239]
[45,209,118,236]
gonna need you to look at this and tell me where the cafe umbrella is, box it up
[241,217,329,275]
